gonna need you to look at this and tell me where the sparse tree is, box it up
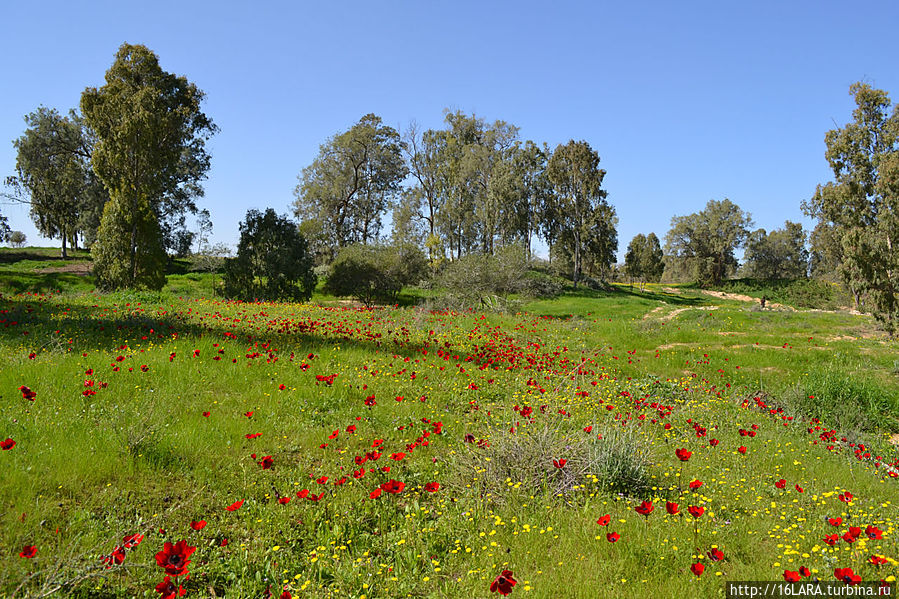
[624,232,664,290]
[9,231,26,248]
[294,114,407,258]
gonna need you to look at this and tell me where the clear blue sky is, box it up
[2,0,898,260]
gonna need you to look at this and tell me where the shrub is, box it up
[324,244,427,305]
[222,209,316,302]
[8,231,26,248]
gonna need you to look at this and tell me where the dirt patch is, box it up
[36,262,92,275]
[891,434,899,447]
[660,305,719,322]
[642,305,667,320]
[716,331,745,336]
[662,287,682,294]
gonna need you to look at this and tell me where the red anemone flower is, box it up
[708,548,724,562]
[190,520,207,531]
[380,480,405,494]
[783,570,801,582]
[369,488,383,499]
[737,446,747,454]
[154,540,195,576]
[865,525,883,540]
[278,496,291,504]
[19,545,36,558]
[155,576,187,599]
[675,448,692,461]
[258,455,273,469]
[688,505,705,518]
[552,458,567,468]
[827,517,842,527]
[774,479,786,489]
[225,499,244,512]
[666,501,680,515]
[834,567,861,585]
[606,532,620,542]
[634,500,654,516]
[490,569,517,596]
[689,480,703,491]
[691,563,704,577]
[596,514,611,526]
[424,482,440,493]
[122,533,144,549]
[1,438,15,450]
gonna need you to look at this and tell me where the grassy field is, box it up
[1,250,897,598]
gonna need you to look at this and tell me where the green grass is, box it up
[1,255,897,597]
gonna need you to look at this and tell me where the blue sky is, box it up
[2,0,898,260]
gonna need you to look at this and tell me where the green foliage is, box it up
[91,195,166,291]
[223,209,316,302]
[81,43,216,289]
[324,244,427,305]
[803,83,899,332]
[664,198,753,285]
[8,231,26,248]
[624,232,664,290]
[435,243,551,307]
[545,140,616,286]
[742,221,808,279]
[10,107,103,257]
[295,114,407,256]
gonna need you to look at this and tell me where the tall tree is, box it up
[9,107,103,257]
[81,43,216,290]
[545,140,612,287]
[295,114,407,258]
[664,199,753,286]
[624,232,664,290]
[803,83,899,331]
[742,221,808,279]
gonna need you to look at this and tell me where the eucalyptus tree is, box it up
[803,83,899,331]
[545,140,614,286]
[81,43,217,290]
[295,114,407,259]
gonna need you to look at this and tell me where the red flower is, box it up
[190,520,207,531]
[606,532,620,542]
[794,484,804,493]
[280,591,292,599]
[19,545,36,558]
[799,567,811,578]
[258,455,274,469]
[380,480,405,494]
[783,570,801,582]
[1,438,15,450]
[634,500,654,516]
[823,534,839,546]
[675,448,692,461]
[688,505,704,518]
[865,525,883,540]
[838,492,853,503]
[278,496,291,504]
[666,501,680,515]
[842,531,856,544]
[202,411,210,417]
[690,563,704,577]
[225,499,244,512]
[297,489,309,499]
[552,458,567,468]
[596,514,611,526]
[709,438,719,446]
[155,576,187,599]
[278,384,286,390]
[19,386,37,401]
[369,488,383,499]
[834,567,861,585]
[869,555,888,566]
[689,480,703,491]
[737,446,747,454]
[122,533,144,549]
[424,482,440,493]
[154,540,195,576]
[708,548,723,562]
[827,517,842,527]
[316,476,328,484]
[774,479,786,489]
[490,569,517,596]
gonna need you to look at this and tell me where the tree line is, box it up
[2,44,897,331]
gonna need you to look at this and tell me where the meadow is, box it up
[1,249,897,598]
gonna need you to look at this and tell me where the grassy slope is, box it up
[1,254,897,598]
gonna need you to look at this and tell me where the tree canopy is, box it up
[81,43,217,290]
[624,233,664,290]
[803,82,899,331]
[223,209,316,302]
[294,114,407,260]
[664,199,753,286]
[742,221,808,279]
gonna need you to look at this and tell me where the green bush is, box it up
[324,244,427,305]
[222,209,316,302]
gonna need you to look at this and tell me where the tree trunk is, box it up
[60,225,68,259]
